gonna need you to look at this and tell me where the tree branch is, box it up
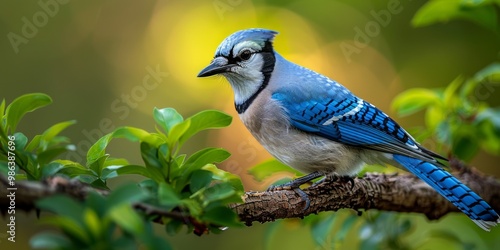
[232,160,500,225]
[1,160,499,228]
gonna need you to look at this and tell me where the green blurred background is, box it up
[1,0,499,249]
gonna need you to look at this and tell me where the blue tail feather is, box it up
[393,154,500,231]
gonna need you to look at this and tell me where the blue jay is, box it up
[197,28,499,231]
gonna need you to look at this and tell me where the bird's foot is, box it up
[312,173,355,190]
[266,171,324,211]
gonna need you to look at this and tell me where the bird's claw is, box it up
[312,173,355,190]
[266,171,324,211]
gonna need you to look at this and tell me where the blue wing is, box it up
[272,83,444,163]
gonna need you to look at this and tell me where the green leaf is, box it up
[140,142,166,183]
[85,192,107,217]
[108,204,145,236]
[103,157,129,168]
[476,108,500,129]
[472,62,500,83]
[36,195,85,222]
[83,208,102,239]
[51,160,95,178]
[452,135,479,161]
[392,88,441,116]
[0,99,6,129]
[54,166,96,179]
[263,221,283,250]
[184,148,231,169]
[168,119,191,146]
[87,126,151,165]
[91,158,130,179]
[141,234,173,250]
[25,134,42,152]
[158,182,182,208]
[106,184,148,208]
[140,142,162,168]
[443,76,463,108]
[179,110,232,144]
[5,93,52,132]
[40,216,90,243]
[335,215,358,244]
[175,154,186,166]
[41,120,76,141]
[154,108,183,134]
[311,214,337,246]
[160,148,176,182]
[462,62,500,99]
[202,164,244,195]
[38,145,73,164]
[88,154,109,176]
[428,229,465,244]
[203,182,237,204]
[169,154,186,177]
[89,178,108,190]
[30,232,72,249]
[181,199,203,217]
[41,162,65,178]
[13,132,28,150]
[189,169,213,193]
[412,0,498,31]
[248,159,302,182]
[175,148,231,191]
[201,206,242,227]
[24,155,39,180]
[40,120,76,146]
[102,164,151,179]
[165,219,184,236]
[425,106,446,133]
[475,113,500,154]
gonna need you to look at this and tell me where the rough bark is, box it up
[1,159,499,226]
[232,165,500,225]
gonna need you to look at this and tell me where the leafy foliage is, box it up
[412,0,500,33]
[31,185,172,250]
[0,93,244,249]
[0,93,76,180]
[392,63,500,161]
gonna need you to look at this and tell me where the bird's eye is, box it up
[238,49,253,61]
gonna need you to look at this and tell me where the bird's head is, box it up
[198,28,278,111]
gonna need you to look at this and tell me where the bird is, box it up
[197,28,500,231]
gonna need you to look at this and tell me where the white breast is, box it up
[238,89,380,176]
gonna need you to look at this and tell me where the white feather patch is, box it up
[323,99,364,125]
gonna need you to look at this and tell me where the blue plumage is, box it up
[393,154,499,229]
[198,28,500,231]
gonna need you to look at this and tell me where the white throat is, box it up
[223,54,265,105]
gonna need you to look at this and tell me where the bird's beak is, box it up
[197,57,233,77]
